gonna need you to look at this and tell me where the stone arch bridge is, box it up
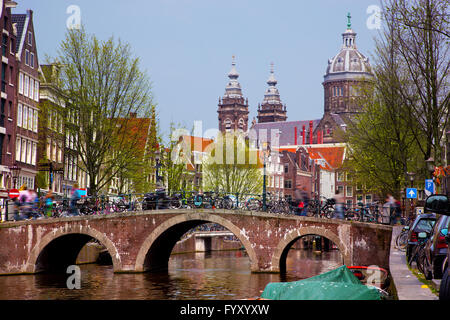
[0,209,392,275]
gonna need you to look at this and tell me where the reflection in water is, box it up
[0,248,342,300]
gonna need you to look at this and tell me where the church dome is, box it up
[324,15,373,83]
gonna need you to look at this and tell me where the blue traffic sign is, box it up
[425,179,434,195]
[406,188,417,199]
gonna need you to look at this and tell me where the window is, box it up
[284,180,292,189]
[32,143,36,165]
[26,141,31,164]
[25,50,29,66]
[365,195,372,204]
[33,109,37,132]
[346,186,353,197]
[346,200,353,208]
[29,78,34,98]
[46,139,50,158]
[17,104,22,127]
[21,139,26,163]
[16,137,21,161]
[28,107,33,130]
[284,163,289,173]
[52,142,57,162]
[28,31,32,46]
[24,75,29,97]
[337,172,345,182]
[34,80,39,101]
[23,105,28,128]
[19,73,23,95]
[338,185,344,195]
[30,53,35,68]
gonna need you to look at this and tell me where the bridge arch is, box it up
[271,226,351,273]
[25,224,121,273]
[135,212,258,272]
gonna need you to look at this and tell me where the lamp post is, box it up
[262,142,269,212]
[9,163,21,189]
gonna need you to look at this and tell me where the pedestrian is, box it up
[300,187,310,216]
[70,184,81,216]
[294,188,303,216]
[18,185,33,219]
[45,190,54,218]
[386,194,396,225]
[333,189,345,220]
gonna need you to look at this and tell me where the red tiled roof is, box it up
[305,146,345,171]
[181,135,214,153]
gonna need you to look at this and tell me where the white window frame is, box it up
[18,73,23,95]
[21,139,26,163]
[17,103,22,127]
[346,186,353,197]
[34,80,39,102]
[16,137,21,161]
[33,109,38,132]
[28,107,33,130]
[27,141,32,164]
[29,78,34,98]
[24,75,29,97]
[23,105,28,129]
[32,142,36,165]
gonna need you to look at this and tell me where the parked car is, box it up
[405,213,436,262]
[422,215,450,279]
[423,194,450,300]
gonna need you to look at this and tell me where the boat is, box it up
[259,265,386,300]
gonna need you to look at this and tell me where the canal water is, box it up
[0,248,342,300]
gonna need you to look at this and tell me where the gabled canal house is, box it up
[0,0,18,200]
[12,9,40,191]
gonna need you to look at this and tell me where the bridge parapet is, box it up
[0,209,392,275]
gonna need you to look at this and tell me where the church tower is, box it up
[257,63,287,123]
[315,13,374,144]
[217,56,249,133]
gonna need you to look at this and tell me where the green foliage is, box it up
[54,26,154,195]
[203,133,263,197]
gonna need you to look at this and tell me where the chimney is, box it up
[309,121,313,145]
[302,125,306,145]
[294,127,298,145]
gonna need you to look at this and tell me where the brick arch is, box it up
[135,212,259,272]
[271,226,351,273]
[25,224,121,273]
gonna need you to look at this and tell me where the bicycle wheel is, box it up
[396,232,408,251]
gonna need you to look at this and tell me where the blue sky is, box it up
[15,0,383,139]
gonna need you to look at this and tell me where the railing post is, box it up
[236,193,239,209]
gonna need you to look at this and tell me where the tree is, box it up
[344,8,424,198]
[383,0,450,167]
[55,27,154,195]
[203,132,263,198]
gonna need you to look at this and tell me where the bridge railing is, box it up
[4,190,396,225]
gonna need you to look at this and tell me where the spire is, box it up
[224,55,243,98]
[342,12,356,48]
[263,62,281,104]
